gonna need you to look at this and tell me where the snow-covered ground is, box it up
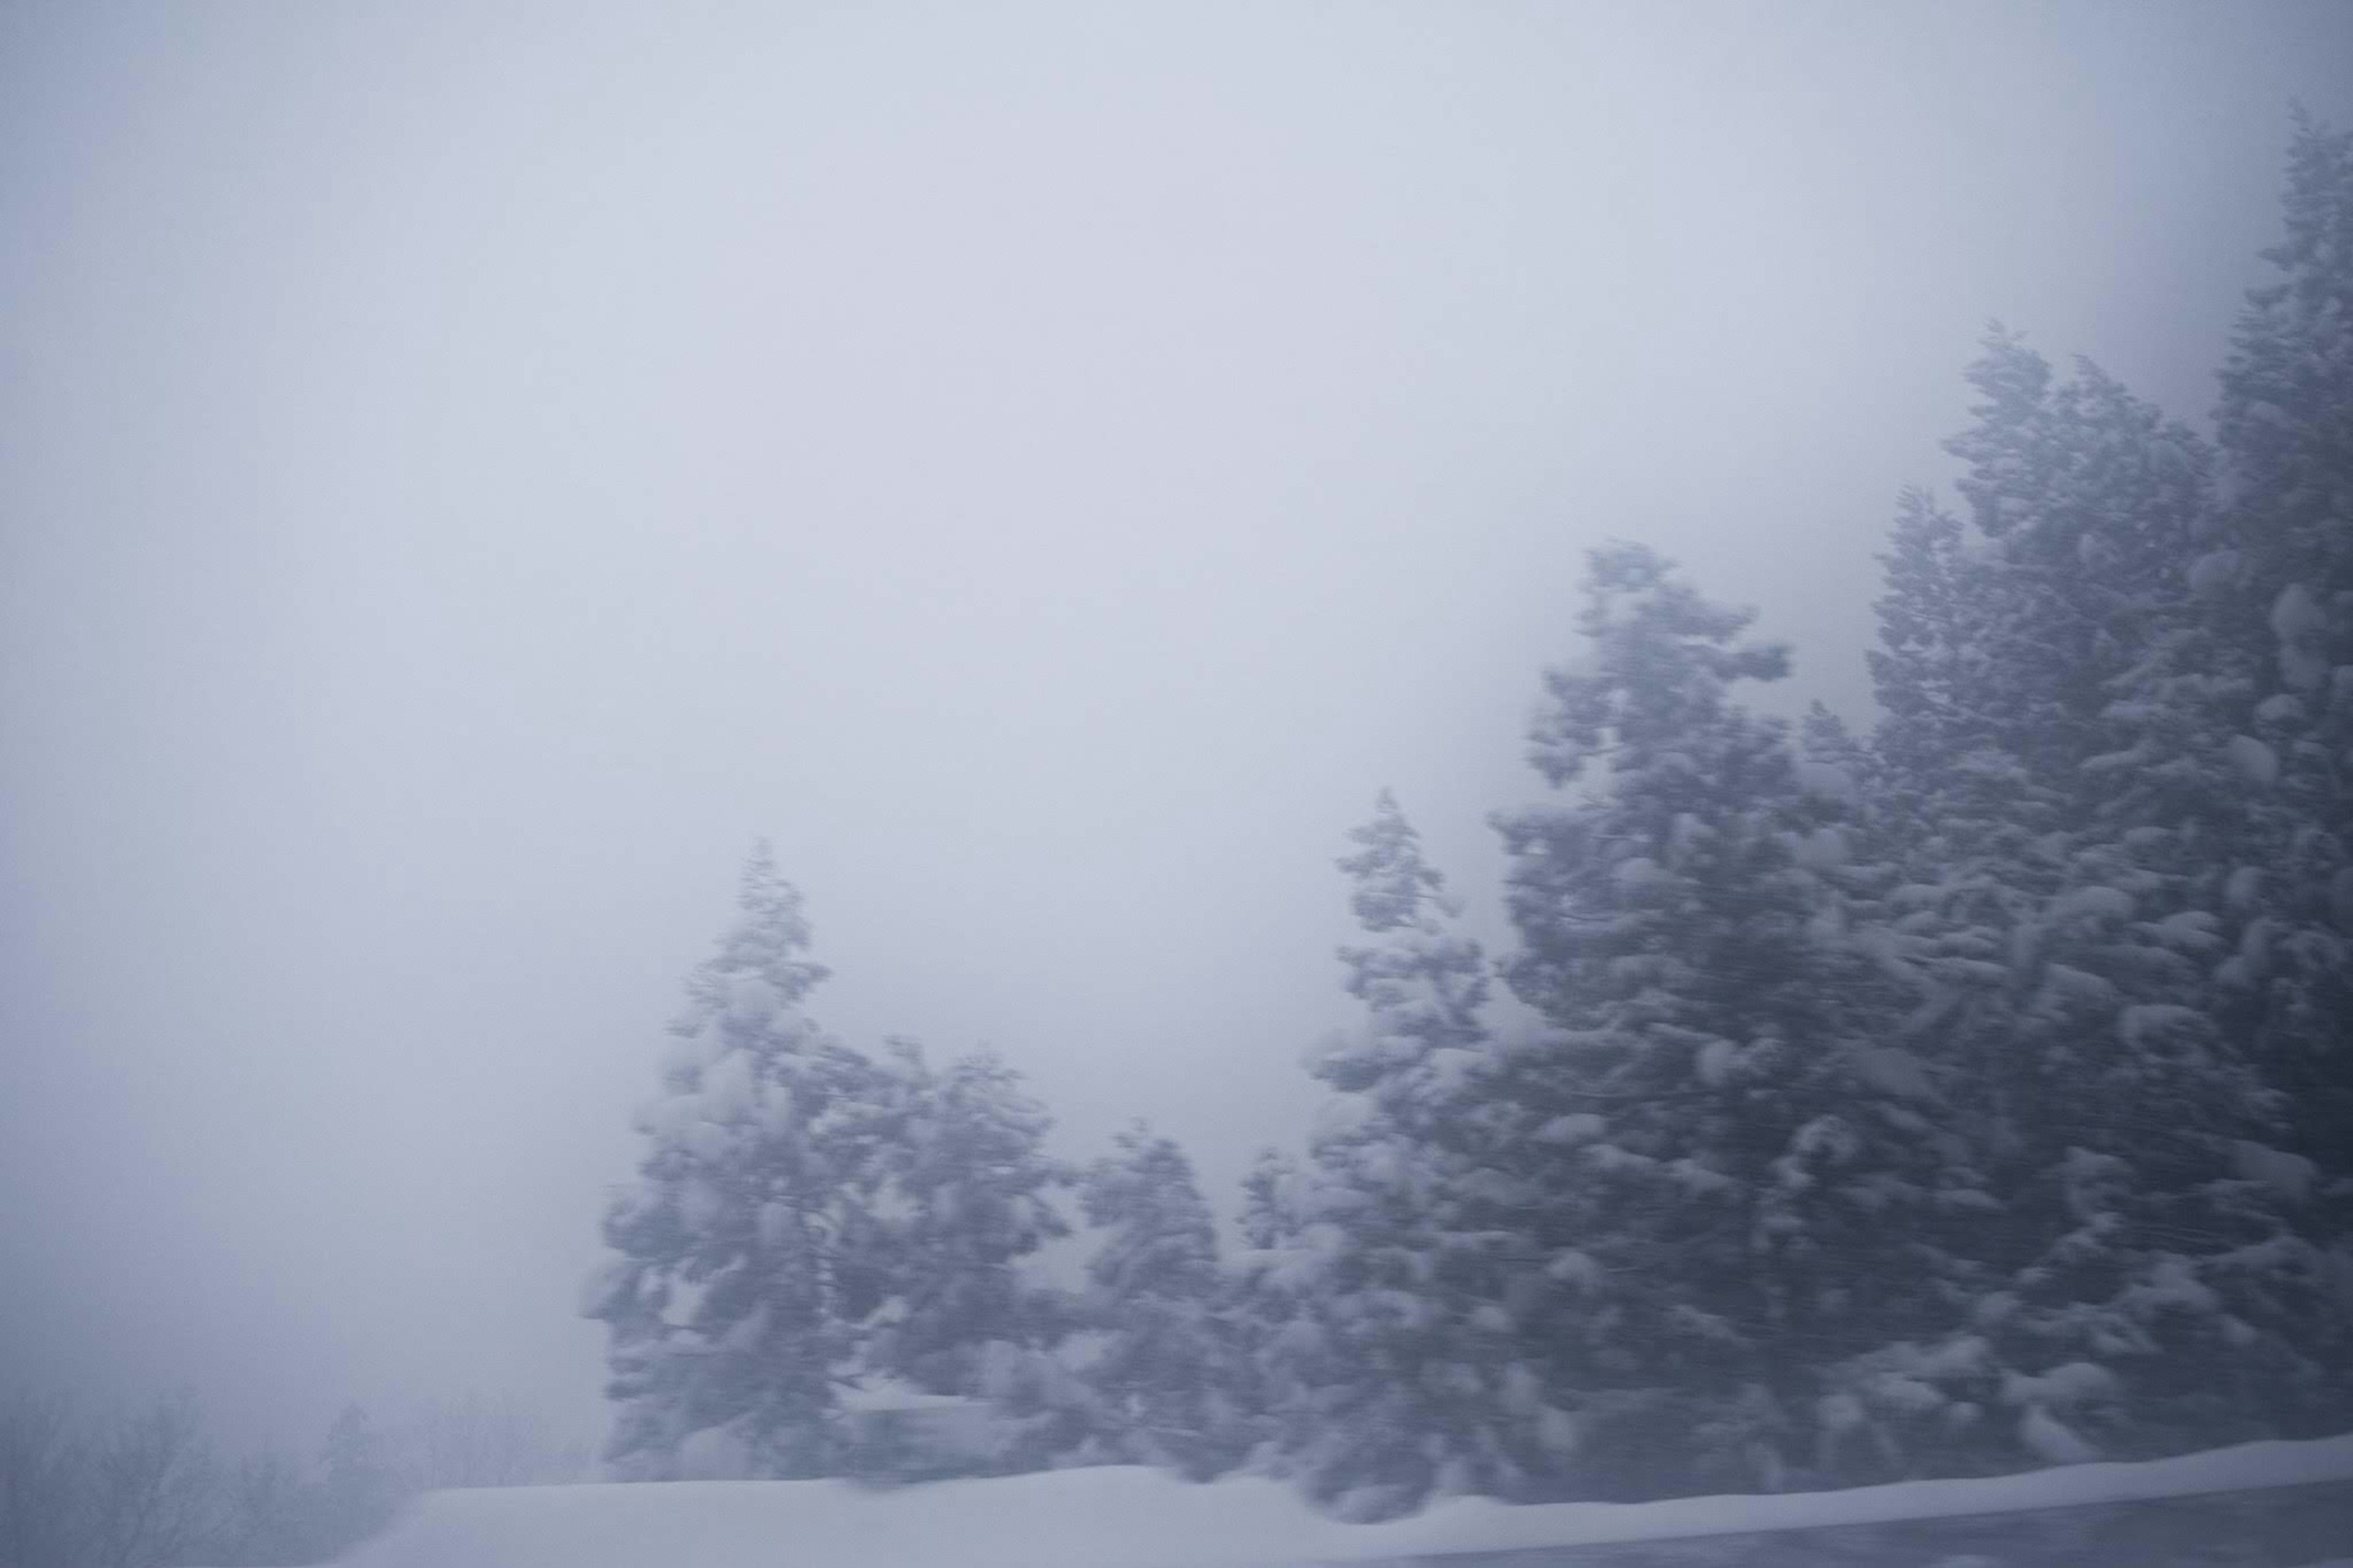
[298,1433,2353,1568]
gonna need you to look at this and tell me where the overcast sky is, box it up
[6,1,2351,1458]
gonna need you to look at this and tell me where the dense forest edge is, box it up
[6,113,2347,1567]
[577,113,2353,1520]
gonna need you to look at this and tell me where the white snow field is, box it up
[314,1433,2353,1568]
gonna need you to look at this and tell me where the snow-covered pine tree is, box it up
[583,844,891,1480]
[1863,338,2216,1246]
[1938,333,2215,791]
[852,1040,1080,1475]
[2007,113,2353,1445]
[1490,543,1954,1498]
[1225,1145,1310,1465]
[1075,1122,1251,1478]
[1255,792,1555,1520]
[313,1404,398,1551]
[1855,290,2351,1466]
[2205,112,2353,1224]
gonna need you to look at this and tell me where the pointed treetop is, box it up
[1526,543,1790,790]
[1080,1120,1218,1298]
[1339,790,1454,934]
[680,841,830,1028]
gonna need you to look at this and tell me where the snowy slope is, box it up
[321,1433,2353,1568]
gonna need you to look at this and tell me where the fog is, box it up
[4,1,2349,1460]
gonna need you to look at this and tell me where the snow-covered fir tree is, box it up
[1489,543,1957,1498]
[852,1040,1081,1476]
[1854,281,2352,1466]
[1252,792,1542,1519]
[2204,112,2353,1221]
[313,1405,400,1551]
[587,848,1093,1482]
[584,844,893,1480]
[1226,1145,1309,1460]
[1074,1122,1251,1477]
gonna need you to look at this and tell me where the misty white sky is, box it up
[5,1,2351,1458]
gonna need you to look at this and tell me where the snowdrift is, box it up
[324,1433,2353,1568]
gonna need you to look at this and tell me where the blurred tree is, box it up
[1487,545,1944,1498]
[1075,1121,1251,1478]
[586,843,891,1480]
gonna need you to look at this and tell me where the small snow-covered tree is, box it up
[1074,1122,1250,1477]
[590,846,1102,1483]
[585,844,892,1480]
[309,1404,396,1552]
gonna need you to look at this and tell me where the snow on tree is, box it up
[1855,281,2353,1465]
[850,1039,1081,1476]
[1074,1122,1252,1478]
[1490,543,1959,1498]
[586,843,892,1480]
[313,1404,398,1549]
[1248,792,1544,1519]
[2204,112,2353,1223]
[590,846,1101,1483]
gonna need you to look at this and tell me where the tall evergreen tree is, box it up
[1075,1123,1250,1477]
[584,844,889,1480]
[589,847,1091,1482]
[820,1040,1084,1480]
[313,1406,397,1551]
[2205,112,2353,1207]
[1491,543,1954,1496]
[1862,284,2351,1463]
[1257,793,1531,1518]
[860,1042,1074,1406]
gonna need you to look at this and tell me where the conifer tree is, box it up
[2205,112,2353,1209]
[584,844,889,1480]
[589,847,1094,1482]
[1075,1123,1249,1477]
[808,1040,1084,1480]
[1258,793,1531,1518]
[860,1043,1074,1401]
[1491,544,1950,1496]
[313,1406,397,1550]
[1860,260,2352,1462]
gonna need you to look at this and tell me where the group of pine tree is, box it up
[583,120,2353,1518]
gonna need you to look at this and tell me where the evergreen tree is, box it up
[589,846,1096,1482]
[584,844,890,1480]
[1491,543,1950,1497]
[1259,793,1540,1519]
[2206,112,2353,1210]
[1226,1145,1311,1469]
[770,1037,1081,1483]
[857,1042,1070,1395]
[312,1405,397,1551]
[1860,277,2352,1464]
[1075,1123,1249,1478]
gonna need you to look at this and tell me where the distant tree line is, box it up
[585,117,2353,1518]
[0,1390,589,1568]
